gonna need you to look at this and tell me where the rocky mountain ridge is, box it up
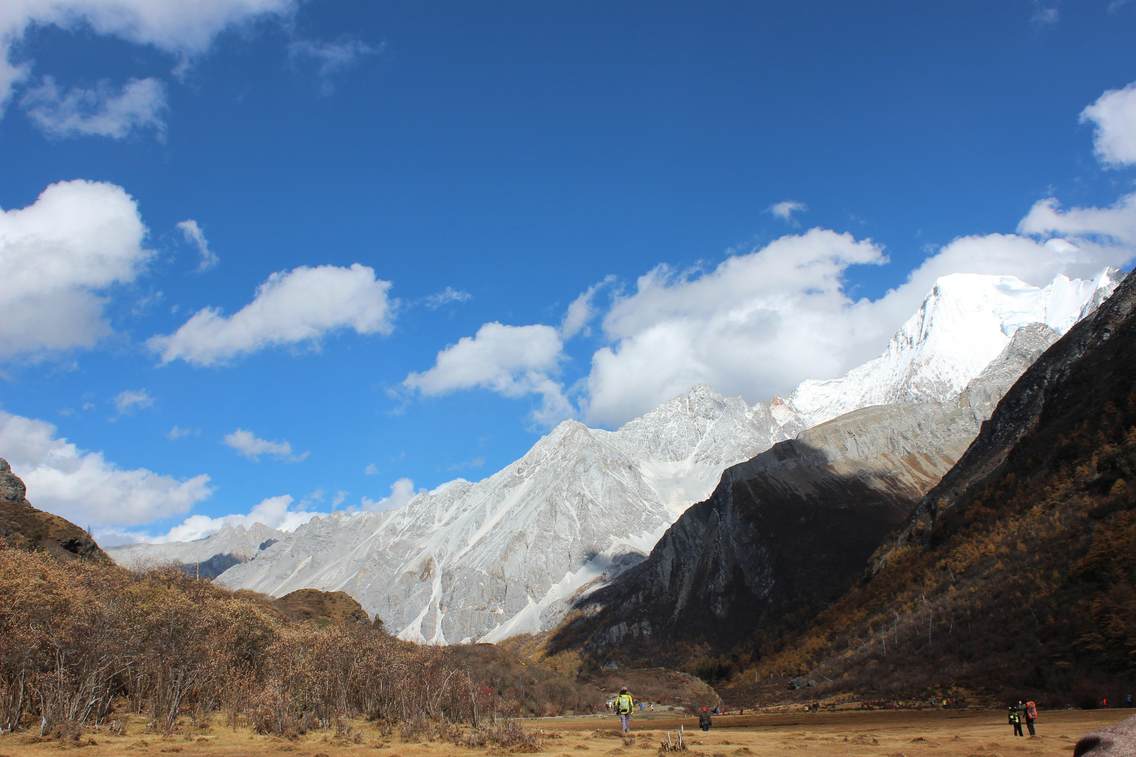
[735,267,1136,701]
[114,270,1117,644]
[544,320,1061,662]
[109,521,283,578]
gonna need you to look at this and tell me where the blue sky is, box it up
[1,0,1134,542]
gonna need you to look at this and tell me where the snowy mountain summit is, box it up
[130,269,1119,644]
[783,270,1120,429]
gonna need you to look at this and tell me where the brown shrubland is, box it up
[0,544,599,740]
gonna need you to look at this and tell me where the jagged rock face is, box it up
[0,458,108,563]
[214,271,1116,645]
[549,403,983,659]
[957,323,1059,422]
[0,458,27,502]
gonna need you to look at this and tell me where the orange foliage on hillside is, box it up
[736,391,1136,704]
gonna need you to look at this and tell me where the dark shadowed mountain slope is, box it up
[547,401,984,671]
[742,269,1136,702]
[0,459,108,563]
[545,322,1061,676]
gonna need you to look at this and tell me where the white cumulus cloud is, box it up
[148,263,394,365]
[140,494,320,543]
[361,477,418,512]
[21,76,166,139]
[288,37,381,94]
[223,428,308,462]
[0,409,212,527]
[1019,193,1136,246]
[1081,81,1136,167]
[582,221,1134,427]
[403,322,572,426]
[176,219,219,271]
[0,180,150,360]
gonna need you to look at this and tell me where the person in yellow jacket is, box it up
[616,687,634,734]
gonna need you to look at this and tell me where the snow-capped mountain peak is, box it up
[784,269,1119,428]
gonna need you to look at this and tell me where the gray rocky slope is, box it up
[546,324,1061,659]
[109,522,283,578]
[116,271,1114,644]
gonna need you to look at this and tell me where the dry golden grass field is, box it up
[0,708,1131,756]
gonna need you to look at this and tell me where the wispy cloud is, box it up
[223,428,309,462]
[114,389,155,416]
[1030,1,1059,26]
[561,275,616,339]
[176,219,219,272]
[166,425,199,441]
[289,38,383,94]
[21,77,167,140]
[423,286,473,310]
[768,200,808,225]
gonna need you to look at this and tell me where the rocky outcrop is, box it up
[0,459,109,563]
[957,323,1059,422]
[1075,715,1136,757]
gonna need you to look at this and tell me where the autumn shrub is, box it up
[0,540,583,739]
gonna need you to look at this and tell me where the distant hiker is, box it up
[1024,700,1038,736]
[1126,693,1134,708]
[1009,704,1024,737]
[616,687,634,735]
[698,706,712,732]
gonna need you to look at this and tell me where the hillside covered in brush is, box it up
[0,462,601,739]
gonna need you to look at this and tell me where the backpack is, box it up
[1008,708,1020,724]
[617,694,633,714]
[1026,701,1037,720]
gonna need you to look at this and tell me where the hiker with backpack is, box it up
[698,706,712,732]
[616,687,634,735]
[1024,699,1038,736]
[1008,703,1024,737]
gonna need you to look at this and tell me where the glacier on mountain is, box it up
[127,269,1119,644]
